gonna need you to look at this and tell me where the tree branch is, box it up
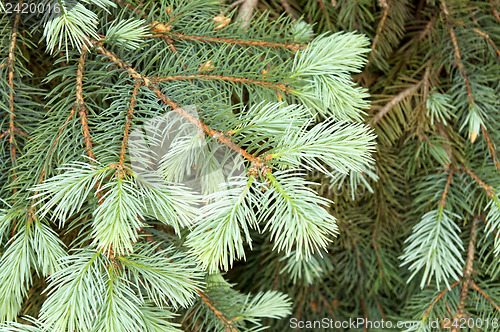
[238,0,258,28]
[439,168,454,208]
[423,281,460,319]
[451,218,478,332]
[117,82,142,177]
[7,1,23,186]
[167,32,304,52]
[76,48,96,161]
[157,74,290,93]
[470,281,500,313]
[481,126,500,174]
[370,82,421,126]
[93,43,264,163]
[197,290,239,332]
[462,166,494,198]
[372,1,390,51]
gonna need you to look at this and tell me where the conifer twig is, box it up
[167,33,304,52]
[157,74,290,93]
[76,48,96,161]
[470,281,500,313]
[439,168,454,208]
[238,0,258,28]
[423,281,460,319]
[371,1,390,51]
[117,82,142,177]
[94,43,263,163]
[481,126,500,174]
[316,0,333,32]
[451,218,478,331]
[462,167,494,198]
[370,82,421,126]
[197,290,239,332]
[441,1,474,105]
[7,1,23,184]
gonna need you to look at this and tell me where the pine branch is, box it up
[7,1,23,186]
[462,167,494,198]
[450,218,478,331]
[316,0,333,32]
[439,168,454,209]
[197,290,239,332]
[168,32,304,52]
[94,42,264,163]
[490,0,500,24]
[482,126,500,174]
[370,82,421,126]
[422,281,461,320]
[238,0,259,28]
[441,1,474,109]
[76,49,96,161]
[371,0,390,51]
[470,281,500,314]
[157,74,290,93]
[117,82,142,178]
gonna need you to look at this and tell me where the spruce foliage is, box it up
[0,0,376,330]
[238,0,500,330]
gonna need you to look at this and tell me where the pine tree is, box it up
[0,0,376,330]
[229,0,500,330]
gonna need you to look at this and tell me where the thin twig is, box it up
[94,43,264,163]
[157,74,290,93]
[76,48,96,161]
[441,1,474,105]
[168,32,304,52]
[482,126,500,174]
[370,82,421,126]
[7,1,23,186]
[470,281,500,313]
[423,281,461,319]
[463,167,494,198]
[439,168,454,208]
[451,218,478,332]
[117,82,142,177]
[372,1,390,51]
[197,290,239,331]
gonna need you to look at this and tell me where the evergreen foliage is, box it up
[0,0,376,330]
[236,0,500,330]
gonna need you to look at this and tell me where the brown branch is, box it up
[441,1,474,105]
[370,82,422,126]
[482,126,500,173]
[7,1,23,186]
[117,82,142,177]
[470,281,500,313]
[197,290,239,332]
[372,1,390,51]
[439,168,454,208]
[451,218,478,332]
[94,43,264,163]
[463,167,494,198]
[76,49,96,161]
[490,0,500,24]
[423,281,460,319]
[168,32,304,52]
[157,74,290,93]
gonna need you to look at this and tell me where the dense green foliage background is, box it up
[0,0,499,331]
